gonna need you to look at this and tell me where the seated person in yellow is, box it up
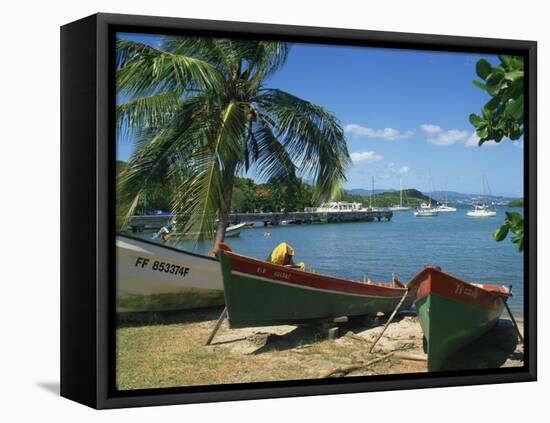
[266,242,305,270]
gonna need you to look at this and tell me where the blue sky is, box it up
[117,33,524,197]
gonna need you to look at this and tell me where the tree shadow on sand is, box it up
[248,312,413,354]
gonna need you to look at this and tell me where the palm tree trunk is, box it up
[213,163,237,248]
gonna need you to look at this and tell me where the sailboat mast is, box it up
[370,176,374,208]
[482,171,487,206]
[399,177,403,207]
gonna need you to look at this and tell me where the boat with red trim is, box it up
[407,266,511,371]
[217,244,412,328]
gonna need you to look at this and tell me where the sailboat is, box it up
[414,172,439,217]
[434,186,456,212]
[365,176,384,211]
[389,178,411,211]
[436,204,457,212]
[467,172,497,217]
[414,207,438,217]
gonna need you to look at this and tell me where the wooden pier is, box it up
[128,210,393,232]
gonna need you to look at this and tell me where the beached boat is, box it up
[217,245,412,328]
[116,234,224,312]
[407,266,510,371]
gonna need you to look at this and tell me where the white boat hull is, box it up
[225,222,247,237]
[116,234,224,312]
[466,211,497,217]
[436,206,457,212]
[414,210,438,217]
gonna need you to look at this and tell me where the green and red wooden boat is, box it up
[407,266,511,371]
[217,244,412,328]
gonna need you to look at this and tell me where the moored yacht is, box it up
[436,204,457,212]
[414,207,439,217]
[466,172,497,217]
[466,204,497,217]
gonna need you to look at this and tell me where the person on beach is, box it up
[266,242,305,270]
[153,220,175,242]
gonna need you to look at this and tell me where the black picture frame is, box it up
[61,12,537,409]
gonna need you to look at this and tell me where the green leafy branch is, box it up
[469,55,524,146]
[492,211,524,252]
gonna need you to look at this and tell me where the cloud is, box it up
[420,124,470,146]
[350,151,384,164]
[345,124,414,141]
[464,132,499,148]
[464,132,480,147]
[385,162,409,176]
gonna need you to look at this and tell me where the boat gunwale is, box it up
[407,266,511,310]
[116,232,218,262]
[223,250,408,298]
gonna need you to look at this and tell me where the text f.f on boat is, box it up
[217,244,412,328]
[407,266,511,371]
[116,234,224,312]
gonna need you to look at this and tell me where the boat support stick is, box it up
[206,307,227,346]
[503,300,523,344]
[368,290,409,353]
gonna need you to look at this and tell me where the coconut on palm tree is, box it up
[116,36,350,246]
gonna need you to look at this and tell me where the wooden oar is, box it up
[205,307,227,346]
[368,289,409,353]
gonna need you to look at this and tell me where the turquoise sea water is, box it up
[138,206,525,313]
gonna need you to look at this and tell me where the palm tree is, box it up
[117,36,350,246]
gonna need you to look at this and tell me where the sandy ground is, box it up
[116,308,524,390]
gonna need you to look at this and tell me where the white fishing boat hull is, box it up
[225,222,247,237]
[466,210,497,217]
[414,210,439,217]
[389,206,411,212]
[436,206,457,212]
[116,234,224,312]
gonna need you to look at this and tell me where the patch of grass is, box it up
[117,289,224,311]
[115,314,424,390]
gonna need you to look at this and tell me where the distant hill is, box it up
[425,190,518,205]
[347,188,397,196]
[346,187,521,206]
[342,189,432,207]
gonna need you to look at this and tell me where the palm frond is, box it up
[248,115,297,183]
[116,39,225,98]
[255,89,350,201]
[160,36,237,76]
[116,92,182,135]
[169,100,248,241]
[117,98,209,224]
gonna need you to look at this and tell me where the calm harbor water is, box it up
[138,205,525,313]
